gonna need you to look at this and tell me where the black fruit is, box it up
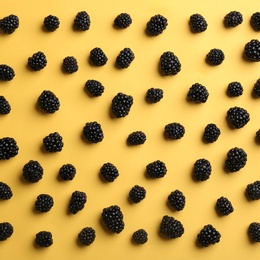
[0,14,19,34]
[100,162,119,182]
[62,56,78,73]
[215,196,234,216]
[0,222,13,241]
[0,96,11,114]
[43,132,64,152]
[69,191,87,214]
[116,48,135,68]
[59,164,76,181]
[28,51,47,71]
[206,48,225,65]
[129,185,146,203]
[74,11,90,31]
[146,88,164,103]
[0,64,15,81]
[189,14,208,33]
[78,227,96,246]
[246,180,260,200]
[146,14,168,36]
[251,12,260,31]
[146,160,167,178]
[168,190,186,211]
[89,47,108,66]
[224,11,243,28]
[193,158,212,181]
[38,90,60,113]
[0,182,13,200]
[227,106,250,129]
[197,224,221,247]
[111,92,133,118]
[203,123,221,143]
[248,222,260,242]
[0,137,19,160]
[225,147,247,172]
[35,231,53,247]
[132,229,148,244]
[35,194,54,212]
[244,39,260,62]
[164,122,185,140]
[43,15,60,31]
[23,160,44,183]
[187,83,209,103]
[159,215,184,239]
[127,131,146,145]
[82,121,104,143]
[114,13,132,29]
[159,51,181,76]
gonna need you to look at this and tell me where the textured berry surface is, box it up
[62,56,78,73]
[69,191,87,214]
[43,132,63,152]
[206,48,225,65]
[164,122,185,140]
[23,160,43,183]
[187,83,209,103]
[0,182,13,200]
[252,78,260,97]
[38,90,60,113]
[116,48,135,68]
[224,11,243,27]
[227,106,250,129]
[127,131,146,145]
[216,197,234,216]
[203,123,221,143]
[244,39,260,61]
[0,137,19,160]
[225,147,247,172]
[28,51,47,71]
[0,222,13,241]
[0,64,15,81]
[189,14,208,32]
[85,80,104,97]
[146,14,168,36]
[129,185,146,203]
[246,180,260,200]
[114,13,132,28]
[193,159,212,181]
[82,121,104,143]
[146,160,167,178]
[90,47,108,66]
[132,229,148,244]
[43,15,60,31]
[35,194,54,212]
[0,96,11,114]
[248,222,260,242]
[74,11,90,31]
[197,224,221,247]
[111,92,133,118]
[35,231,53,247]
[227,82,243,97]
[160,51,181,76]
[251,12,260,31]
[256,129,260,143]
[78,227,96,246]
[160,215,184,239]
[100,162,119,182]
[0,14,19,34]
[168,190,186,211]
[146,88,163,103]
[59,164,76,181]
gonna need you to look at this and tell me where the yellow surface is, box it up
[1,0,260,259]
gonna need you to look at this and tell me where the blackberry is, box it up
[256,129,260,143]
[0,222,13,241]
[251,12,260,31]
[127,131,146,146]
[82,121,104,143]
[146,160,167,178]
[101,205,125,234]
[111,92,133,118]
[0,96,11,114]
[0,182,13,200]
[146,88,164,103]
[246,181,260,200]
[0,14,19,34]
[159,215,184,239]
[89,47,108,66]
[35,231,53,247]
[146,14,168,36]
[197,224,221,247]
[62,56,78,73]
[69,191,87,214]
[248,222,260,242]
[159,51,181,76]
[37,90,60,114]
[252,78,260,97]
[43,132,63,152]
[225,147,247,172]
[35,194,54,212]
[28,51,47,71]
[0,137,19,160]
[224,11,243,28]
[114,13,132,29]
[116,48,135,68]
[203,123,221,143]
[193,159,212,181]
[206,48,225,65]
[164,122,185,140]
[132,229,148,244]
[22,160,43,183]
[85,80,104,97]
[0,64,15,81]
[187,83,209,103]
[227,106,250,129]
[168,190,186,211]
[100,162,119,182]
[73,11,91,31]
[129,185,146,203]
[189,14,208,33]
[78,227,96,246]
[59,164,76,181]
[227,82,243,97]
[215,196,234,216]
[43,15,60,32]
[244,39,260,62]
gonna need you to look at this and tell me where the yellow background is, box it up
[1,0,260,259]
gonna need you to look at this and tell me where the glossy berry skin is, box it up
[74,11,90,31]
[59,164,76,181]
[187,83,209,103]
[0,14,19,34]
[244,39,260,62]
[248,222,260,242]
[78,227,96,246]
[22,160,43,183]
[203,123,221,143]
[159,215,184,239]
[146,88,163,103]
[215,197,234,216]
[225,147,247,172]
[246,181,260,200]
[62,56,78,73]
[116,48,135,68]
[227,82,243,97]
[189,14,208,33]
[0,137,19,160]
[132,229,148,244]
[35,194,54,212]
[168,190,186,211]
[37,90,60,114]
[197,224,221,247]
[252,79,260,97]
[0,222,13,241]
[159,51,181,76]
[164,123,185,140]
[127,131,146,145]
[129,185,146,203]
[0,64,15,81]
[146,14,168,36]
[89,48,108,66]
[146,160,167,178]
[206,48,225,65]
[43,15,60,31]
[0,182,13,200]
[43,132,64,152]
[193,159,212,181]
[85,80,104,97]
[224,11,243,28]
[251,12,260,31]
[227,106,250,129]
[111,92,133,118]
[35,231,53,247]
[28,51,47,71]
[82,121,104,143]
[100,162,119,182]
[0,96,11,114]
[114,13,132,28]
[69,191,87,214]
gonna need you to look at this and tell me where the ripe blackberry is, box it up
[215,197,234,216]
[197,224,221,247]
[0,64,15,81]
[35,231,53,247]
[62,56,78,73]
[164,122,185,140]
[116,48,135,68]
[0,222,13,241]
[132,229,148,244]
[100,162,119,182]
[227,106,250,129]
[252,78,260,97]
[82,121,104,143]
[127,131,146,146]
[85,80,104,97]
[246,181,260,200]
[224,11,243,28]
[89,47,108,66]
[23,160,43,183]
[146,14,168,36]
[248,222,260,242]
[37,90,60,114]
[59,164,76,181]
[256,130,260,143]
[69,191,87,214]
[0,96,11,114]
[193,159,212,181]
[43,15,60,32]
[0,137,19,160]
[159,51,181,76]
[114,13,132,29]
[227,82,243,97]
[187,83,209,103]
[244,39,260,62]
[129,185,146,203]
[206,48,225,65]
[78,227,96,246]
[189,14,208,33]
[43,132,63,152]
[111,92,133,118]
[35,194,54,212]
[0,14,19,34]
[159,215,184,239]
[28,51,47,71]
[168,190,186,211]
[251,12,260,31]
[146,88,164,103]
[203,123,221,143]
[74,11,91,31]
[225,147,247,172]
[0,182,13,200]
[146,160,167,178]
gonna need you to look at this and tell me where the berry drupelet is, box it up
[0,64,15,81]
[225,147,247,172]
[189,14,208,33]
[248,222,260,242]
[62,56,78,73]
[43,132,63,152]
[111,92,133,118]
[187,83,209,103]
[227,106,250,129]
[0,96,11,114]
[69,191,87,214]
[164,123,185,140]
[224,11,243,28]
[0,222,13,241]
[89,47,108,66]
[244,39,260,62]
[146,160,167,178]
[114,13,132,29]
[0,137,19,160]
[129,185,146,203]
[246,180,260,200]
[0,14,19,34]
[37,90,60,114]
[132,229,148,244]
[59,164,76,181]
[251,12,260,31]
[227,82,243,97]
[193,159,212,181]
[168,190,186,211]
[100,162,119,182]
[78,227,96,246]
[35,194,54,212]
[252,78,260,97]
[0,182,13,200]
[215,197,234,216]
[256,130,260,143]
[43,15,60,32]
[85,80,104,97]
[116,48,135,68]
[146,14,168,36]
[203,123,221,143]
[159,51,181,76]
[206,48,225,65]
[35,231,53,247]
[127,131,146,146]
[197,224,221,247]
[159,215,184,239]
[28,51,47,71]
[146,88,163,103]
[22,160,43,183]
[101,205,125,234]
[74,11,90,31]
[82,121,104,143]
